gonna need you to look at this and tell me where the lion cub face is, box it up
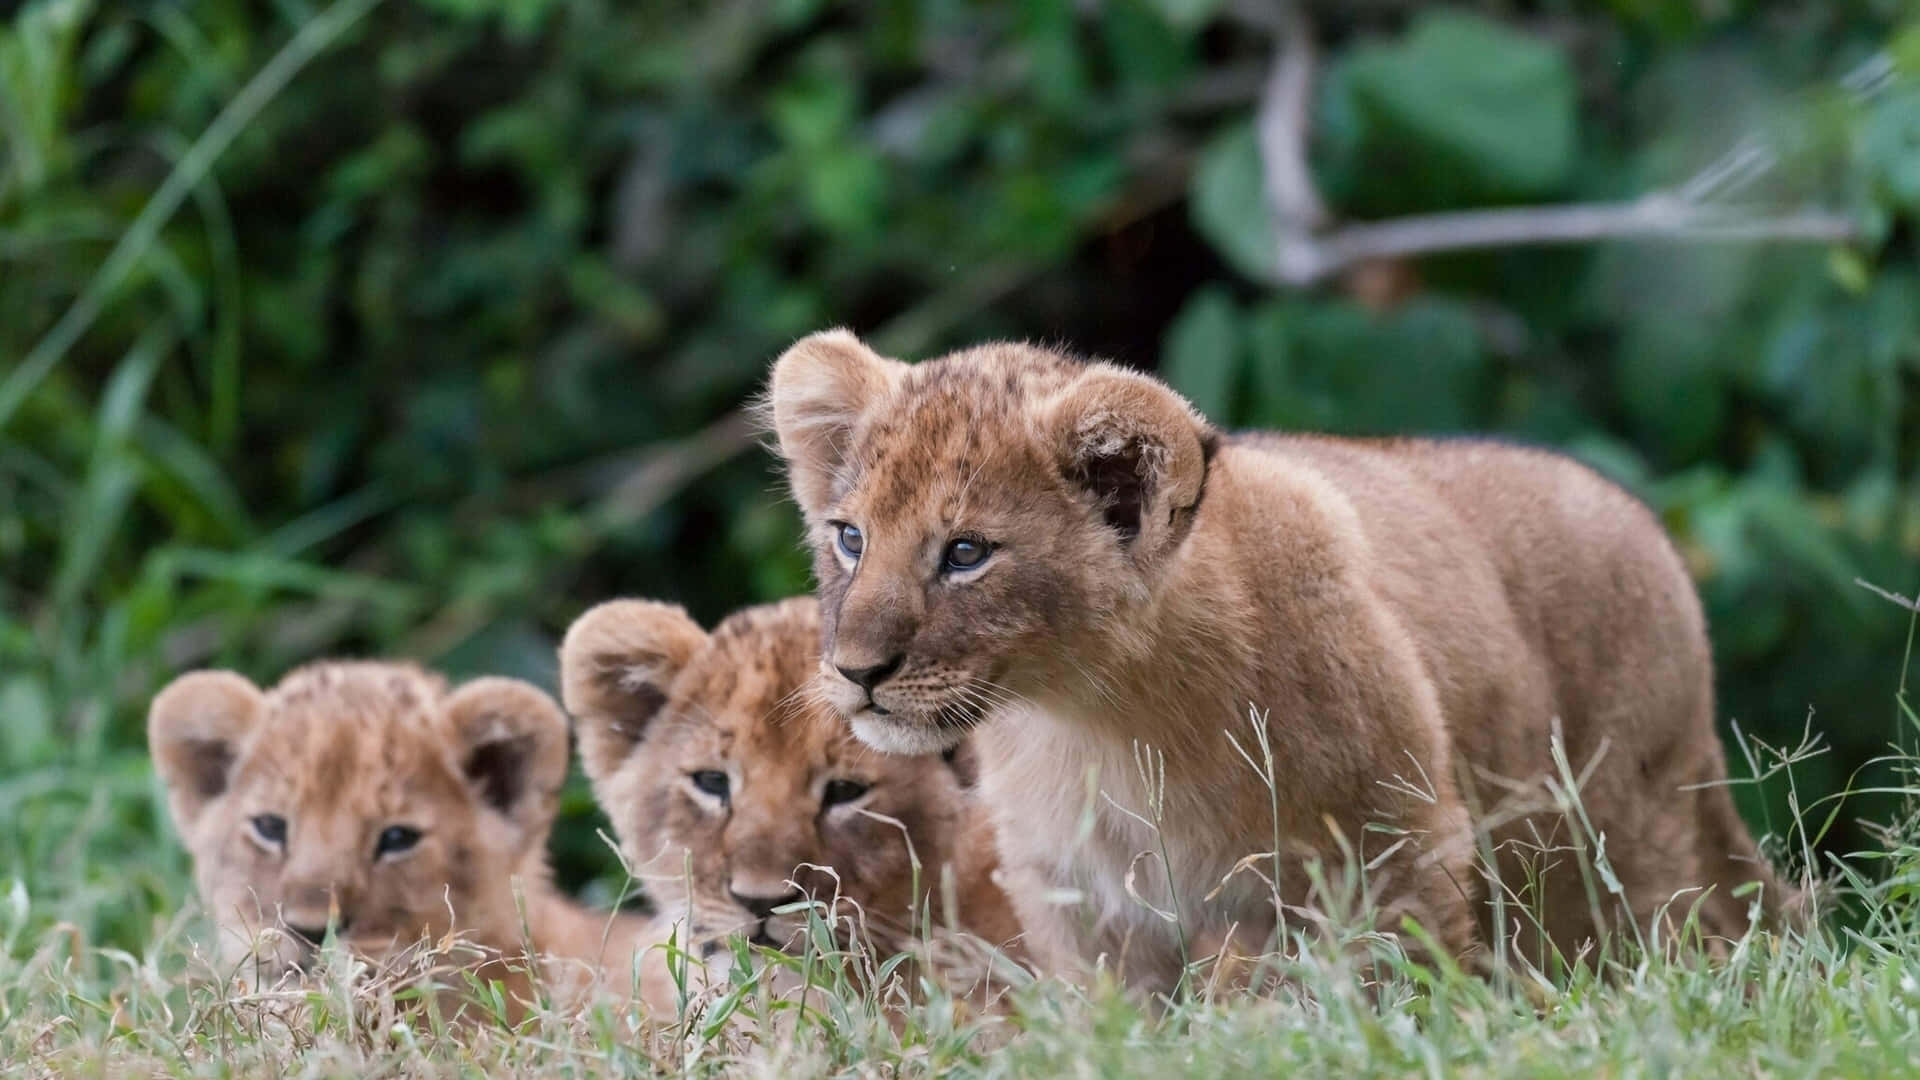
[765,330,1212,755]
[148,663,568,978]
[560,597,973,956]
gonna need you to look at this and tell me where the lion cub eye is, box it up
[250,813,287,848]
[943,538,991,572]
[835,522,864,560]
[374,825,422,858]
[689,770,730,801]
[822,779,870,806]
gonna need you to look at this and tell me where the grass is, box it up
[5,599,1920,1078]
[0,810,1917,1079]
[6,4,1920,1073]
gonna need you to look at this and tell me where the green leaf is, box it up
[52,328,170,613]
[566,257,664,342]
[1828,247,1871,294]
[1241,298,1489,435]
[1341,11,1576,206]
[1862,87,1920,214]
[1190,122,1277,283]
[1744,486,1873,617]
[1103,0,1195,91]
[416,0,562,36]
[803,149,887,234]
[1140,0,1226,32]
[1758,274,1913,459]
[1615,329,1724,464]
[133,417,255,543]
[1161,287,1242,422]
[0,676,55,769]
[1890,21,1920,78]
[768,72,857,151]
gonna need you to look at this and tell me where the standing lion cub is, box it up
[766,329,1792,991]
[149,661,646,1011]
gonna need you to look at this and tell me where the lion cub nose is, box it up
[835,654,903,691]
[729,884,803,920]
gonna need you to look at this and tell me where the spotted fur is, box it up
[766,329,1794,993]
[559,595,1021,1008]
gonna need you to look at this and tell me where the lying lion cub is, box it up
[149,661,646,1011]
[767,329,1793,991]
[559,595,1022,1011]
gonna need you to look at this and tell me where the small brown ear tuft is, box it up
[559,599,709,787]
[1046,366,1212,566]
[148,671,265,833]
[764,329,907,518]
[442,678,570,852]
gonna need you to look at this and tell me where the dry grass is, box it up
[7,698,1920,1079]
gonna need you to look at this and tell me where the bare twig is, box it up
[1254,2,1329,285]
[1855,578,1920,613]
[1253,6,1867,287]
[1284,199,1857,283]
[590,410,760,531]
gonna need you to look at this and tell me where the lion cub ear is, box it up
[765,328,907,518]
[559,600,710,787]
[442,678,571,852]
[149,671,266,833]
[1045,366,1213,565]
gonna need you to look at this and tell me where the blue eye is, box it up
[690,770,730,800]
[836,522,864,560]
[944,538,990,572]
[375,825,421,858]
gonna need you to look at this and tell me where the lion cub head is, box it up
[765,329,1214,755]
[148,662,569,979]
[560,596,995,958]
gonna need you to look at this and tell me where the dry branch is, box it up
[1252,4,1864,287]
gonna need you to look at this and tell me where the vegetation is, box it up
[4,0,1920,1074]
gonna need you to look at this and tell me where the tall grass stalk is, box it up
[0,0,385,434]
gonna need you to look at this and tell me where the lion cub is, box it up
[559,595,1022,1010]
[149,661,646,1010]
[767,330,1793,992]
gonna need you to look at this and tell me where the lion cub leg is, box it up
[998,858,1197,996]
[1186,913,1280,997]
[1366,803,1481,976]
[1188,827,1476,999]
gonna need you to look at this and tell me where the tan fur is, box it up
[766,330,1792,992]
[148,662,646,1012]
[559,595,1023,1012]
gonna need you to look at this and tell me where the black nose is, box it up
[729,887,803,920]
[286,919,348,947]
[836,654,904,691]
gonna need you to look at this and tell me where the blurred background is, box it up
[3,0,1918,948]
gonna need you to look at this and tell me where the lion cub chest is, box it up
[978,707,1282,950]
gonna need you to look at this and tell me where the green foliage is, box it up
[1191,122,1280,282]
[1865,88,1920,213]
[1,0,1919,968]
[1322,11,1578,212]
